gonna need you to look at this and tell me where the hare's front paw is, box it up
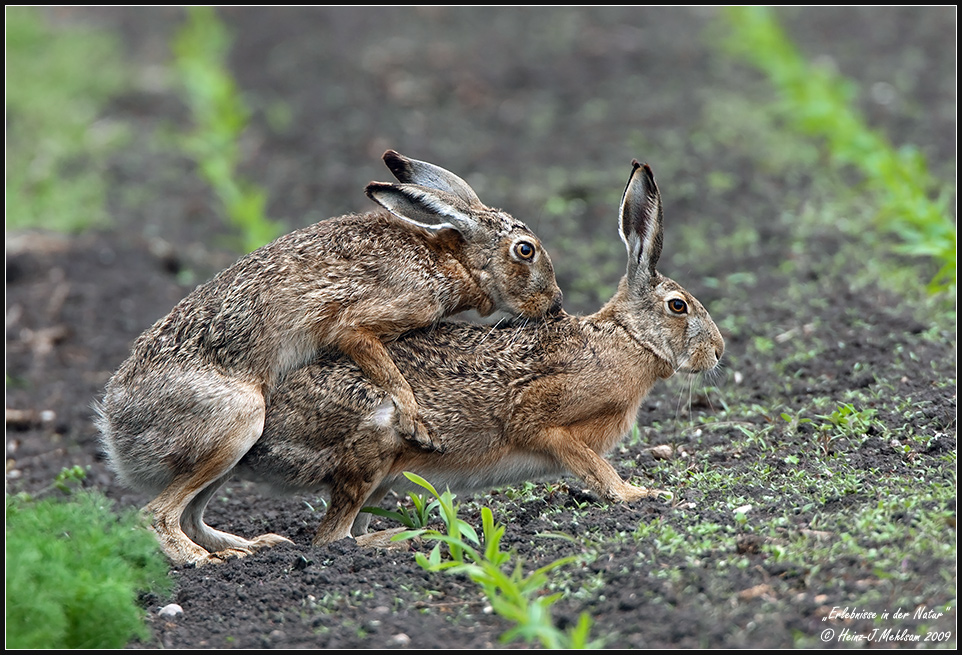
[395,408,444,453]
[617,484,672,503]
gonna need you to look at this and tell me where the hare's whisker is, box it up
[478,316,508,346]
[671,374,690,422]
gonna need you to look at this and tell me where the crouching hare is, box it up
[218,161,723,553]
[96,150,562,566]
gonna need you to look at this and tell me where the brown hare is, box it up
[223,160,724,553]
[96,150,562,566]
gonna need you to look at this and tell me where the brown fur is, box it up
[221,161,725,550]
[96,151,562,566]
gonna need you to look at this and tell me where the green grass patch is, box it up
[720,6,956,294]
[626,419,955,611]
[6,468,171,648]
[6,6,129,232]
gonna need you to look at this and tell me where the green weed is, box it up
[362,486,440,530]
[781,402,880,456]
[391,473,598,649]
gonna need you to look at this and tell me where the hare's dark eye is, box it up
[513,240,536,260]
[667,298,688,315]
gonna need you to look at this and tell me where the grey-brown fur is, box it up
[192,161,726,553]
[96,150,562,566]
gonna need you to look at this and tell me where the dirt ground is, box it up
[6,7,956,649]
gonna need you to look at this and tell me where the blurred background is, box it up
[8,7,955,314]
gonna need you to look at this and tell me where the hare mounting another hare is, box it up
[96,150,562,566]
[202,160,723,562]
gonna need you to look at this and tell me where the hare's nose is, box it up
[547,292,564,316]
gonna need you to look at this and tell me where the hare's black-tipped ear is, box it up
[366,181,482,239]
[619,160,664,282]
[382,150,483,207]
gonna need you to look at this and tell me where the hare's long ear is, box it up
[382,150,483,207]
[366,181,483,240]
[619,160,663,284]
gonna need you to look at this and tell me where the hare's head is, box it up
[365,150,563,319]
[615,161,724,375]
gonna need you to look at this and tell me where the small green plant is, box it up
[362,487,440,530]
[816,402,876,434]
[779,410,813,432]
[392,473,598,648]
[171,6,283,252]
[782,402,878,456]
[814,402,877,455]
[394,473,477,564]
[6,468,171,648]
[50,463,87,492]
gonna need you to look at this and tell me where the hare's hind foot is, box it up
[202,533,294,565]
[179,470,294,556]
[147,517,251,568]
[147,518,236,567]
[353,527,413,550]
[169,534,294,568]
[152,528,216,567]
[187,521,294,556]
[311,478,395,547]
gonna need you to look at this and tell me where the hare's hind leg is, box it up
[336,328,442,452]
[181,472,293,556]
[351,479,416,549]
[145,382,270,567]
[311,416,400,547]
[312,474,394,547]
[349,479,393,538]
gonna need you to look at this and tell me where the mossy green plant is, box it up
[6,468,171,649]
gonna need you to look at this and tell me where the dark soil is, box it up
[6,7,956,649]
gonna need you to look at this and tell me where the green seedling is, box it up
[362,487,440,530]
[780,410,813,433]
[782,403,878,456]
[814,403,877,456]
[391,472,598,648]
[392,472,476,564]
[816,402,876,435]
